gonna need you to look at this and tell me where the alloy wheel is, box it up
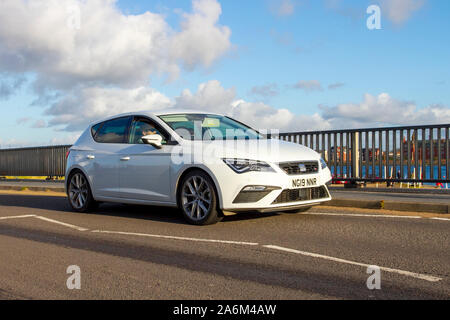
[69,173,89,210]
[181,176,212,221]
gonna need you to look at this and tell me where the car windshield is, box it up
[159,114,265,141]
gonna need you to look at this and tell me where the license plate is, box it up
[292,178,318,189]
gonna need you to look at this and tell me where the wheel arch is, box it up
[65,166,95,198]
[175,166,223,210]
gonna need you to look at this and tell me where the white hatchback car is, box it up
[66,111,332,225]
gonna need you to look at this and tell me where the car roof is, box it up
[154,109,223,117]
[90,109,225,127]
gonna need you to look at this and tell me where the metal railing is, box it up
[0,123,449,183]
[278,124,450,183]
[0,145,71,177]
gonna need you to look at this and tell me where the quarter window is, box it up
[94,117,131,144]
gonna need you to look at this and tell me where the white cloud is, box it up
[380,0,426,25]
[0,0,232,90]
[42,82,450,136]
[232,100,330,132]
[174,82,449,130]
[175,80,236,115]
[172,80,330,131]
[170,0,232,71]
[320,93,450,128]
[45,86,172,131]
[42,80,330,133]
[293,80,323,92]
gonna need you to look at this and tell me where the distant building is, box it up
[330,146,350,162]
[402,139,447,160]
[361,148,380,162]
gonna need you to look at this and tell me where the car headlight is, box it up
[320,158,328,170]
[223,159,275,174]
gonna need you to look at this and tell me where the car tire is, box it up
[178,170,223,226]
[67,171,98,213]
[283,206,312,214]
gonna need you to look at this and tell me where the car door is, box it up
[90,116,132,198]
[118,116,174,203]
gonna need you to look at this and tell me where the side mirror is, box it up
[142,134,163,149]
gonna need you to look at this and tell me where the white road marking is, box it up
[33,216,89,232]
[302,212,422,219]
[0,213,445,283]
[263,245,442,283]
[430,217,450,221]
[0,214,37,220]
[91,230,259,246]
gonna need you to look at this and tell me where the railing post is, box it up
[351,132,360,179]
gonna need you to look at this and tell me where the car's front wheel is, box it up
[67,171,98,213]
[179,170,222,225]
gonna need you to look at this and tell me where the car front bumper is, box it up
[208,162,333,212]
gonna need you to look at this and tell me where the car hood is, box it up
[183,139,320,163]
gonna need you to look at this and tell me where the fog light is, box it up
[233,186,281,204]
[243,186,268,192]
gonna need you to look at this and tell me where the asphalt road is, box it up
[0,192,449,300]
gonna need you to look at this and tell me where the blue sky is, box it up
[0,0,449,147]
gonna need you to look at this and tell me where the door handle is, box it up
[120,157,131,161]
[86,155,95,160]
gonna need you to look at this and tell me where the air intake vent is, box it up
[272,186,329,204]
[279,161,319,175]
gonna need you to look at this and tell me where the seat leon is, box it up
[65,111,332,225]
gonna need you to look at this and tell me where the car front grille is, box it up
[279,161,319,175]
[272,186,329,204]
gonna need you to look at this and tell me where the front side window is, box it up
[159,114,264,141]
[94,117,131,144]
[129,118,167,144]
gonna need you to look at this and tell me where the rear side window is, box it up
[94,117,131,144]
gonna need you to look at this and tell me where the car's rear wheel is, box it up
[179,170,222,225]
[68,171,97,212]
